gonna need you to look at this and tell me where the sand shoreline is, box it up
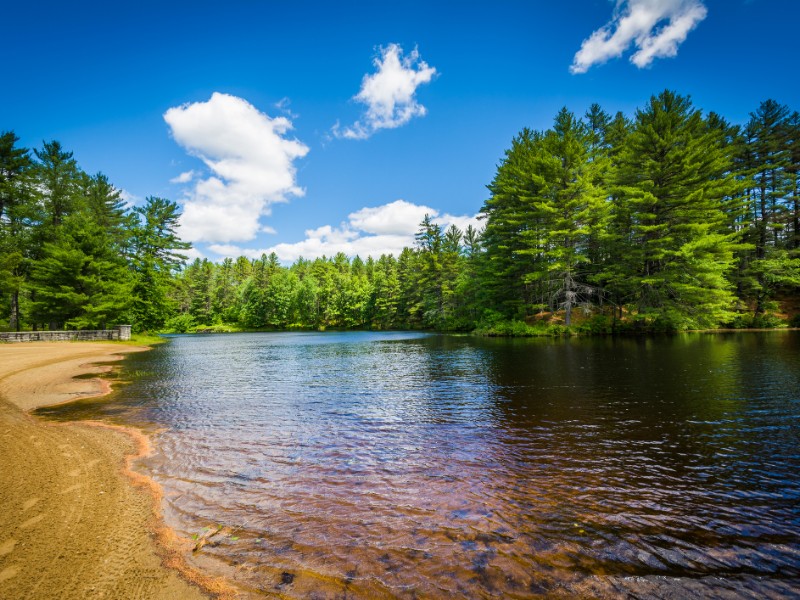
[0,341,237,599]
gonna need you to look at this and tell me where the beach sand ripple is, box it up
[0,342,229,600]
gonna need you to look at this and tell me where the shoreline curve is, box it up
[0,341,238,599]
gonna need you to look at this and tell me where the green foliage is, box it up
[163,312,195,333]
[0,136,193,334]
[28,216,131,329]
[474,319,570,337]
[3,92,799,336]
[129,197,190,332]
[574,315,614,335]
[606,91,742,328]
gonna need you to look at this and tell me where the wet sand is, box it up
[0,342,235,599]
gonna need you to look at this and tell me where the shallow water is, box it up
[40,331,800,598]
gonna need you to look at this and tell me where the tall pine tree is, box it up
[610,91,741,328]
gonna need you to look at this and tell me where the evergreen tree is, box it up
[440,224,463,328]
[596,113,634,320]
[451,225,483,327]
[187,259,214,324]
[787,112,800,249]
[610,91,741,328]
[737,100,798,314]
[519,108,609,325]
[212,257,237,322]
[28,216,130,329]
[80,172,133,254]
[0,132,36,330]
[129,197,190,331]
[480,128,547,317]
[34,140,81,231]
[415,215,445,327]
[396,247,422,327]
[8,94,797,336]
[369,254,400,329]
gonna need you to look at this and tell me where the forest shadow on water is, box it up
[39,331,800,599]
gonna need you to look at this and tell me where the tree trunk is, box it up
[9,291,20,332]
[755,291,765,316]
[564,274,573,327]
[758,183,768,260]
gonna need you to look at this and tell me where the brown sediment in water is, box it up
[0,342,238,600]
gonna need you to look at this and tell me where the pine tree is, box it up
[611,91,741,328]
[737,100,798,314]
[519,108,609,325]
[787,112,800,249]
[28,216,130,329]
[212,257,237,322]
[0,132,36,330]
[415,215,445,327]
[80,172,133,254]
[129,197,190,331]
[369,254,400,329]
[34,141,81,231]
[396,247,422,327]
[441,224,463,328]
[480,128,548,317]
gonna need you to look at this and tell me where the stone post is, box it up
[115,325,132,341]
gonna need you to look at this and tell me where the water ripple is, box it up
[41,330,800,598]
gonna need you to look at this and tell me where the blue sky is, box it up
[4,0,798,262]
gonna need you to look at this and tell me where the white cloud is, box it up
[348,199,436,235]
[439,213,482,235]
[118,189,140,209]
[207,200,480,263]
[164,92,309,243]
[570,0,707,74]
[274,97,298,119]
[207,244,244,257]
[170,170,197,184]
[333,44,437,140]
[182,246,205,262]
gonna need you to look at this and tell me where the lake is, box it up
[40,331,800,598]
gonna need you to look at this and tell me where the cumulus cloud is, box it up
[182,246,205,262]
[207,199,481,263]
[348,199,435,235]
[170,170,197,184]
[118,189,140,209]
[164,92,309,243]
[571,0,708,74]
[206,244,244,257]
[333,44,437,140]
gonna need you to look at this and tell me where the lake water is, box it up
[40,331,800,598]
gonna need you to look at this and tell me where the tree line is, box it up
[480,91,800,332]
[2,90,799,335]
[0,137,189,332]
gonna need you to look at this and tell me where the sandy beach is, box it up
[0,342,234,599]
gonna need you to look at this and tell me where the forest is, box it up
[1,91,799,335]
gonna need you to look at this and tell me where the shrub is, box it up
[162,313,195,333]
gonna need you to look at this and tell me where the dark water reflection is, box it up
[40,331,800,598]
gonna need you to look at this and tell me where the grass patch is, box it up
[474,319,572,337]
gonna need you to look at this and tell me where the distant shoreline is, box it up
[158,325,800,338]
[0,341,235,599]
